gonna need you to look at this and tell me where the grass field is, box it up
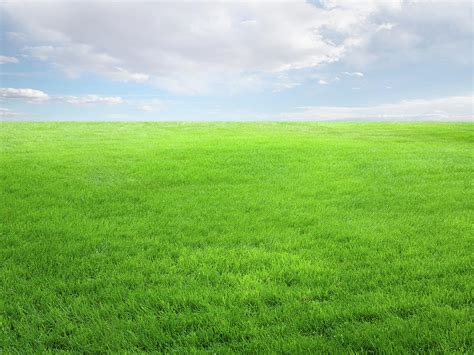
[1,122,472,352]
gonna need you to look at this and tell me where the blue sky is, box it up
[0,0,472,121]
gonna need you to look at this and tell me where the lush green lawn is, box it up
[1,122,472,352]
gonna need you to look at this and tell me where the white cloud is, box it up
[0,0,407,93]
[281,95,474,121]
[377,23,396,31]
[343,71,364,77]
[0,55,18,64]
[0,107,22,118]
[61,95,123,105]
[110,67,149,82]
[0,87,124,106]
[26,45,149,82]
[1,0,472,94]
[318,76,340,85]
[0,88,49,101]
[138,99,165,112]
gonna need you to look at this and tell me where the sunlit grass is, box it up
[1,122,472,352]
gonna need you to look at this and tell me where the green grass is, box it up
[1,122,472,353]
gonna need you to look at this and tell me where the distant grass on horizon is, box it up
[1,122,472,352]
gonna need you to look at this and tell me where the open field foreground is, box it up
[1,122,472,352]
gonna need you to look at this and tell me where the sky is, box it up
[0,0,473,121]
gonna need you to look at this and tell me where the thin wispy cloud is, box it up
[0,107,22,118]
[0,87,124,105]
[282,95,474,121]
[0,55,18,64]
[318,77,340,85]
[138,99,166,113]
[343,72,364,77]
[61,95,124,105]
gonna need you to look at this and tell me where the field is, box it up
[1,122,472,352]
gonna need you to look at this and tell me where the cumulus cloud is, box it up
[0,88,49,101]
[1,0,472,96]
[1,0,434,93]
[281,95,474,121]
[0,55,18,64]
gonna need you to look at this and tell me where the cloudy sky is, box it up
[0,0,472,121]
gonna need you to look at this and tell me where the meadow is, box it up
[1,122,472,352]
